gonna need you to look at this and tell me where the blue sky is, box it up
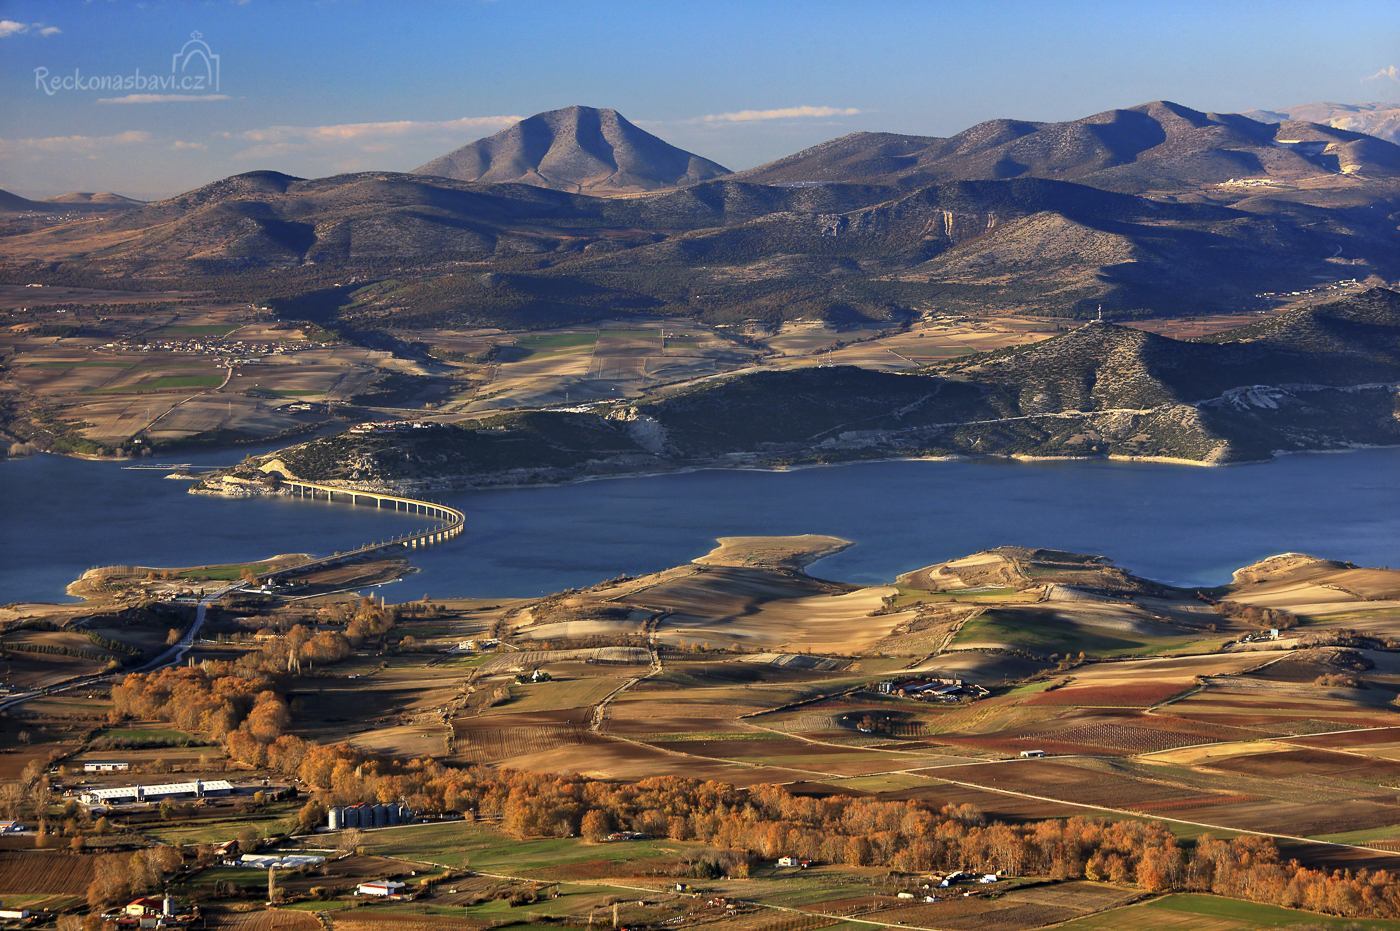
[1,0,1398,198]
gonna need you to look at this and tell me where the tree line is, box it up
[108,665,1400,921]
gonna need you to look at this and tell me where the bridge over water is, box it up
[255,476,466,584]
[0,475,465,713]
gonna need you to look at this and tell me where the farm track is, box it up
[139,359,235,435]
[581,614,854,779]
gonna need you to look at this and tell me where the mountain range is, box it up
[2,100,1398,328]
[733,100,1400,192]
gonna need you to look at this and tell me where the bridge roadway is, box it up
[261,478,466,580]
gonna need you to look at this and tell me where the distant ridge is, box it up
[0,188,142,213]
[414,105,730,194]
[733,100,1400,191]
[48,192,143,207]
[1247,102,1400,145]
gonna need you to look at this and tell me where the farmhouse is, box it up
[79,778,235,808]
[83,761,131,773]
[125,896,165,918]
[356,880,406,897]
[1019,749,1046,759]
[877,677,988,702]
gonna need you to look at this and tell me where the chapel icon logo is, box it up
[171,32,220,92]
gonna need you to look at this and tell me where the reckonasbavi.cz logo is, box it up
[34,32,221,97]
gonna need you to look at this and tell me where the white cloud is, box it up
[97,93,232,105]
[1365,65,1399,83]
[236,114,521,145]
[690,105,863,124]
[0,130,152,157]
[171,140,208,151]
[0,21,61,37]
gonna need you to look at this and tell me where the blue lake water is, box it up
[2,448,1398,603]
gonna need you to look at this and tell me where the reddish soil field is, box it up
[1027,683,1191,707]
[928,760,1215,810]
[1206,747,1400,782]
[1017,721,1217,753]
[881,782,1081,821]
[1184,796,1400,838]
[0,851,98,893]
[1276,841,1400,872]
[1293,727,1400,748]
[939,710,1223,756]
[204,910,322,931]
[648,736,902,775]
[1135,793,1258,813]
[937,733,1109,756]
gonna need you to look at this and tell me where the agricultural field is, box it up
[760,313,1062,369]
[0,288,433,454]
[0,851,98,902]
[423,320,764,414]
[5,536,1400,927]
[1062,892,1400,929]
[203,908,323,930]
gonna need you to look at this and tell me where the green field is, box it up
[1063,893,1400,929]
[92,725,208,748]
[175,561,274,581]
[147,806,299,844]
[1311,823,1400,845]
[183,867,267,891]
[515,331,598,354]
[483,676,627,715]
[362,821,689,873]
[952,608,1202,657]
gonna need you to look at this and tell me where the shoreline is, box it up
[212,448,1250,498]
[247,437,1400,495]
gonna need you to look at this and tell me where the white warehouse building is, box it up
[79,779,235,808]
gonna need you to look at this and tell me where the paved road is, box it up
[0,582,235,713]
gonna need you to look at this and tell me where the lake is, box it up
[2,448,1398,603]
